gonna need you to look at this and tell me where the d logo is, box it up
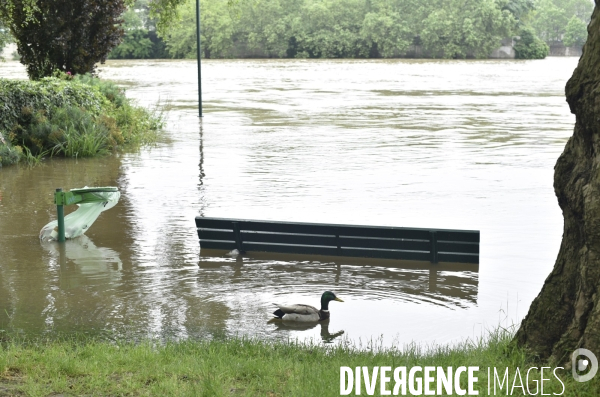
[571,348,598,382]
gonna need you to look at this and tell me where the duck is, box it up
[272,291,344,322]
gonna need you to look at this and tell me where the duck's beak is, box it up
[334,297,344,302]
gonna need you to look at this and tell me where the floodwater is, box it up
[0,57,577,347]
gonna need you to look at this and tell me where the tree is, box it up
[147,0,190,34]
[514,25,549,58]
[420,0,514,58]
[361,10,412,58]
[109,2,169,59]
[531,0,594,43]
[148,0,237,35]
[290,0,369,58]
[110,29,154,59]
[0,0,126,79]
[513,1,600,363]
[500,0,535,21]
[563,14,588,46]
[532,0,570,41]
[234,0,302,58]
[163,0,234,59]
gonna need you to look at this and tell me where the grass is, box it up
[0,328,598,396]
[20,146,48,166]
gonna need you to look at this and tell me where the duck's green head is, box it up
[321,291,343,310]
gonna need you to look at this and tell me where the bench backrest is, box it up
[195,217,479,264]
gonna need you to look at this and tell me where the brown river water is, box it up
[0,58,578,347]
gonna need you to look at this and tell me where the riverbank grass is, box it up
[1,330,597,396]
[0,73,163,167]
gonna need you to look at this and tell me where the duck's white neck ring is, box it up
[321,310,329,312]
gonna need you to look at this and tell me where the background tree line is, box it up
[108,0,593,60]
[1,0,594,61]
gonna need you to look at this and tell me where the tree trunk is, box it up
[513,1,600,363]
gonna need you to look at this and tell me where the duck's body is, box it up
[272,291,343,322]
[273,304,329,322]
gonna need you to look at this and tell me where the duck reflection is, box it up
[268,318,345,343]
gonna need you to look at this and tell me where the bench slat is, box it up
[240,220,338,235]
[339,247,431,262]
[437,252,479,264]
[338,236,430,251]
[195,218,236,230]
[197,229,235,241]
[241,231,337,247]
[437,241,480,254]
[242,242,339,257]
[437,230,480,243]
[198,239,236,250]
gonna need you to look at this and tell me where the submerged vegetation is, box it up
[0,328,597,396]
[0,73,163,167]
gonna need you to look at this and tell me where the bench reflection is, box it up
[198,250,479,309]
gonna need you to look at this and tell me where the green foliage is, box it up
[500,0,535,20]
[110,29,154,59]
[234,0,296,58]
[16,106,112,158]
[161,0,519,59]
[109,2,170,59]
[164,0,234,59]
[0,76,163,166]
[531,0,593,43]
[361,11,411,58]
[292,0,371,58]
[420,0,515,58]
[1,0,126,79]
[0,141,21,167]
[563,15,588,47]
[0,78,106,135]
[73,74,128,108]
[514,26,550,58]
[148,0,192,35]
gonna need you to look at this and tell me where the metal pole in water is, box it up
[196,0,203,117]
[56,188,65,242]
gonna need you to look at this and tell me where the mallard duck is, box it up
[272,291,343,322]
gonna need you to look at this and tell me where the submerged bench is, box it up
[195,217,479,264]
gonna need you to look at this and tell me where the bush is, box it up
[73,74,127,108]
[514,27,549,59]
[0,75,163,166]
[0,77,107,132]
[0,142,21,167]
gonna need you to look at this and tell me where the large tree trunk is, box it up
[513,1,600,362]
